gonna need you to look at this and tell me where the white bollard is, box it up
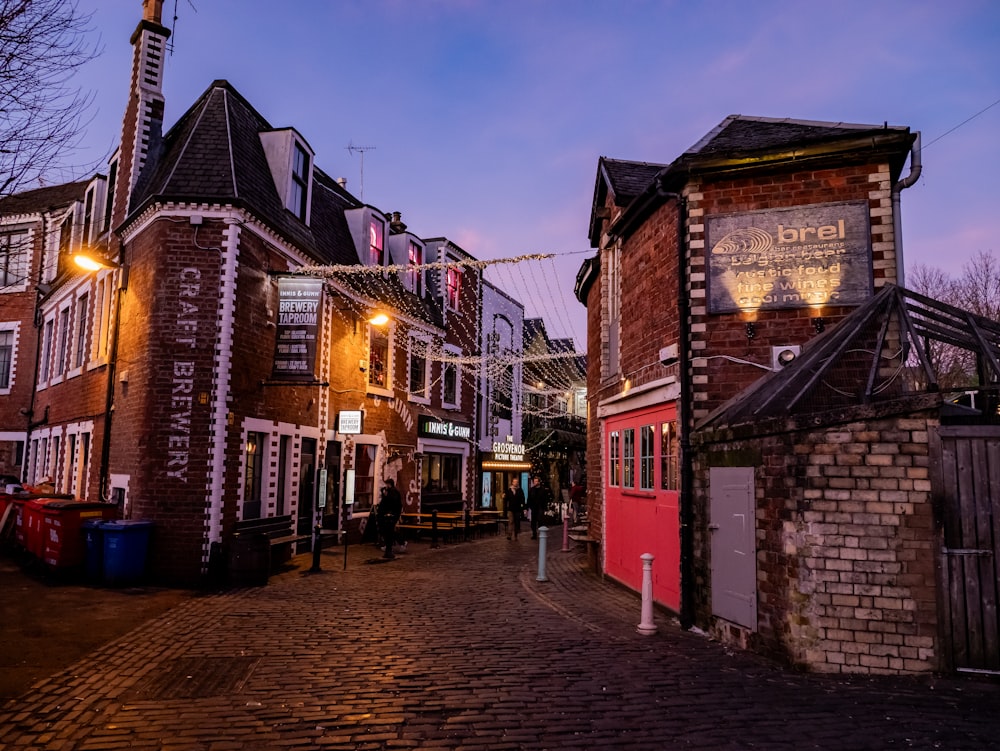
[637,553,657,635]
[536,526,549,582]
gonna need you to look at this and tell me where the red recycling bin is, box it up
[23,498,64,558]
[40,501,119,569]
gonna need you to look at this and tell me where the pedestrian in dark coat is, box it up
[378,479,403,559]
[503,478,525,540]
[527,476,549,539]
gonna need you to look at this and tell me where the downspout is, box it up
[656,183,694,630]
[892,131,922,287]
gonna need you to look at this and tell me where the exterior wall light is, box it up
[368,312,389,326]
[73,252,119,271]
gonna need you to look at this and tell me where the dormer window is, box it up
[260,129,314,225]
[407,241,422,295]
[369,218,384,266]
[291,143,310,220]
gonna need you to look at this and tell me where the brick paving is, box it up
[2,532,999,750]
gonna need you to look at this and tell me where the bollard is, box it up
[637,553,657,635]
[310,524,322,572]
[562,514,570,552]
[536,526,550,582]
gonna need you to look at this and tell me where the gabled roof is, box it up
[130,80,359,267]
[698,285,1000,433]
[0,179,92,218]
[588,157,665,246]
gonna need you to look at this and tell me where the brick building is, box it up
[571,115,1000,674]
[0,0,530,584]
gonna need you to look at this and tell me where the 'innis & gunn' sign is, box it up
[418,415,472,441]
[705,200,872,313]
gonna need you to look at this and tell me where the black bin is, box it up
[228,532,270,586]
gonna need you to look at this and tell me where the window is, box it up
[39,319,53,382]
[83,188,95,245]
[74,433,90,499]
[640,424,654,490]
[368,325,390,388]
[622,428,635,489]
[0,230,29,289]
[58,216,73,277]
[369,218,384,266]
[103,159,117,233]
[290,143,310,220]
[609,430,620,487]
[446,267,461,310]
[0,329,13,389]
[74,294,88,368]
[660,421,678,491]
[442,361,458,406]
[421,452,463,505]
[407,241,422,295]
[243,432,265,519]
[408,338,428,399]
[354,443,376,512]
[55,308,70,377]
[94,273,114,362]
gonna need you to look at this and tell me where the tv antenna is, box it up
[346,141,377,200]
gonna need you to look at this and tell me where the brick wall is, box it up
[694,413,940,675]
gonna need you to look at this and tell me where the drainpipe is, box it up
[892,131,922,288]
[656,183,694,630]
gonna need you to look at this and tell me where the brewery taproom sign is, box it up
[706,201,872,313]
[418,415,472,441]
[272,276,322,379]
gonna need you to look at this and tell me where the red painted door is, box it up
[604,403,681,612]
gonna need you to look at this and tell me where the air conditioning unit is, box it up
[771,345,800,370]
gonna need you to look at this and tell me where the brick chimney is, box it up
[111,0,171,231]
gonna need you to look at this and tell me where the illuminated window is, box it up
[609,430,620,487]
[369,325,389,388]
[407,241,422,295]
[640,424,654,490]
[623,428,635,489]
[660,421,678,490]
[446,267,461,310]
[369,218,384,266]
[354,443,376,512]
[243,432,265,519]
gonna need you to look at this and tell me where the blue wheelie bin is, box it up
[101,520,153,585]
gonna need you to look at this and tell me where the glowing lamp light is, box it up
[368,312,390,326]
[73,252,117,271]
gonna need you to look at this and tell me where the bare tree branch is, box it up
[0,0,99,197]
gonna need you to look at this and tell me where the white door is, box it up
[709,467,757,629]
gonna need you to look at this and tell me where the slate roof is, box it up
[130,79,438,327]
[0,180,91,218]
[697,284,1000,433]
[131,80,360,267]
[599,158,666,204]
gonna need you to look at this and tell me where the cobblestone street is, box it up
[2,535,998,750]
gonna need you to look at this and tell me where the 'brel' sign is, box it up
[705,200,872,313]
[418,415,472,441]
[272,276,322,380]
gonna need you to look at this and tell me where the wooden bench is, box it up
[233,514,338,560]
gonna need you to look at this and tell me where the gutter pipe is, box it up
[892,131,922,287]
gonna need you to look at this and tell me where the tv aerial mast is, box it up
[345,141,377,201]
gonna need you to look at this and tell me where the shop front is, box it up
[479,439,532,513]
[417,415,472,512]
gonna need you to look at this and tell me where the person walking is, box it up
[378,478,403,559]
[527,476,549,540]
[503,478,525,540]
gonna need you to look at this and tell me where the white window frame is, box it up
[71,291,89,374]
[367,322,394,398]
[407,240,423,295]
[407,334,431,403]
[0,227,31,292]
[441,344,461,409]
[446,266,462,311]
[0,323,19,394]
[369,217,385,267]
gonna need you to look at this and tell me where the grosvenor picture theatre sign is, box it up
[705,200,873,313]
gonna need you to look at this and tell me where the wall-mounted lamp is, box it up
[745,321,757,341]
[368,312,390,326]
[73,252,119,271]
[812,316,825,334]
